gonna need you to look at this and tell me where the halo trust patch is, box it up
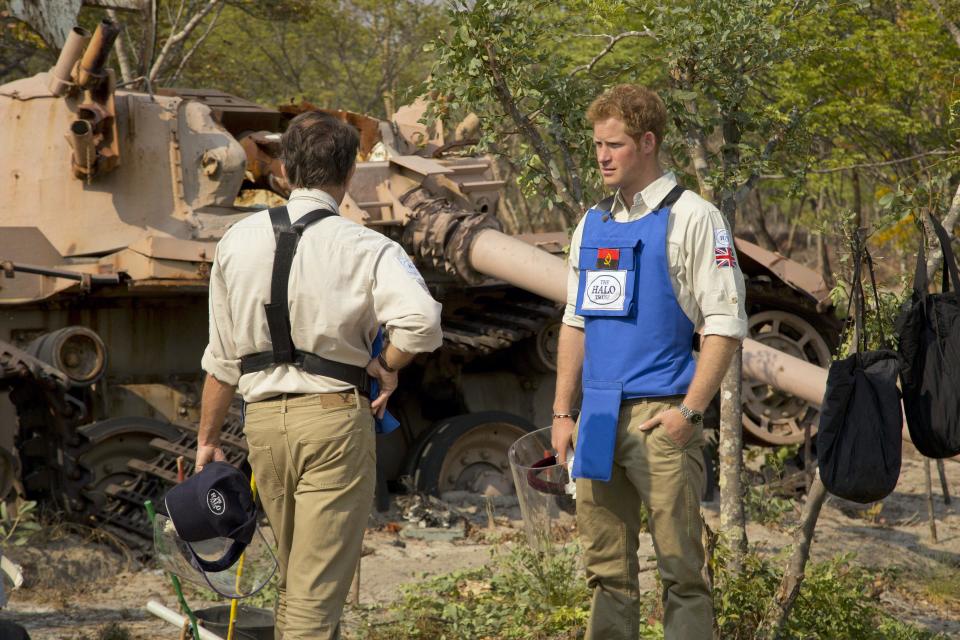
[581,270,627,311]
[207,489,226,515]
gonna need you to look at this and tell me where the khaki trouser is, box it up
[244,391,376,640]
[575,397,712,640]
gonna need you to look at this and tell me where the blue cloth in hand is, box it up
[371,329,400,435]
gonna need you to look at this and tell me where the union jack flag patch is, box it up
[715,246,736,268]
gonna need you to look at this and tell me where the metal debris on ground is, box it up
[396,493,465,529]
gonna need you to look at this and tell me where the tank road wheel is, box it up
[742,310,834,445]
[412,412,536,496]
[75,417,182,513]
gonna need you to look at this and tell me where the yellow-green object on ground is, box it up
[227,473,259,640]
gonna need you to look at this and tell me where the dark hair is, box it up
[280,111,360,189]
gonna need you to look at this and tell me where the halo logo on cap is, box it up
[207,489,226,515]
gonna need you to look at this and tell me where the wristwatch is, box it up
[678,403,703,425]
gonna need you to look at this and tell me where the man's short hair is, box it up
[280,111,360,189]
[586,85,667,147]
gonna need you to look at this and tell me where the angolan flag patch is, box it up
[596,248,620,269]
[715,246,736,268]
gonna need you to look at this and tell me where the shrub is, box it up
[354,542,592,640]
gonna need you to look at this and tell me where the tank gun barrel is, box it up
[48,27,91,96]
[77,19,121,88]
[463,229,830,406]
[1,260,120,287]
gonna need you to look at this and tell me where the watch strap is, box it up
[678,403,703,424]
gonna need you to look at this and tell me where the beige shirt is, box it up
[563,172,747,338]
[202,188,443,402]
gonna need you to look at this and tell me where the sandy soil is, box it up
[2,446,958,639]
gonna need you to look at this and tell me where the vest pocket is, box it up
[576,246,637,317]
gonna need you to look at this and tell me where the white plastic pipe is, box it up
[145,600,225,640]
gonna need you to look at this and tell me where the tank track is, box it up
[440,289,562,356]
[1,342,250,552]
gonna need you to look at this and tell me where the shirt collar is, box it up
[612,172,679,216]
[287,188,340,221]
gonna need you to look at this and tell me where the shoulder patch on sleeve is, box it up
[396,254,429,291]
[714,228,731,248]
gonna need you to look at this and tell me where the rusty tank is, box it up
[0,18,840,547]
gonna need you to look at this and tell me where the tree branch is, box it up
[925,180,960,281]
[138,0,158,89]
[760,149,957,179]
[482,41,580,225]
[550,113,584,207]
[734,103,816,205]
[928,0,960,49]
[672,67,714,200]
[148,0,225,84]
[571,29,656,75]
[756,473,829,639]
[166,0,225,85]
[107,9,135,84]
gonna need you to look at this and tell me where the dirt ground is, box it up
[2,445,959,640]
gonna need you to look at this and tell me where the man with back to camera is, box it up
[551,85,747,639]
[194,111,443,639]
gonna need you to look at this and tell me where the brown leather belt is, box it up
[621,394,685,406]
[256,391,357,409]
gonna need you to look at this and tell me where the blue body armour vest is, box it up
[572,185,695,481]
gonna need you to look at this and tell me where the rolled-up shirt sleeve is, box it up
[371,242,443,353]
[201,245,242,385]
[683,206,747,339]
[562,217,586,329]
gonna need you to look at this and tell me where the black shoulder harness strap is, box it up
[596,195,616,212]
[239,206,371,396]
[594,184,685,215]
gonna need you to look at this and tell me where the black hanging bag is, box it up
[818,242,903,503]
[895,213,960,458]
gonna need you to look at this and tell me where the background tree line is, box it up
[3,1,956,272]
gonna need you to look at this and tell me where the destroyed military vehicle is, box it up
[0,19,839,546]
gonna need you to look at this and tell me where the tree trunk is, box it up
[925,457,938,542]
[719,347,747,568]
[815,188,834,288]
[718,116,748,569]
[928,0,960,48]
[925,182,960,281]
[107,9,136,84]
[482,42,580,226]
[748,189,779,251]
[852,169,863,230]
[756,472,829,639]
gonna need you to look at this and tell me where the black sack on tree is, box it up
[895,213,960,458]
[818,238,902,503]
[818,350,903,503]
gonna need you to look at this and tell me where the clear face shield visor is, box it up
[153,512,278,599]
[508,426,576,550]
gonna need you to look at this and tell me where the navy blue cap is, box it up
[164,461,257,573]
